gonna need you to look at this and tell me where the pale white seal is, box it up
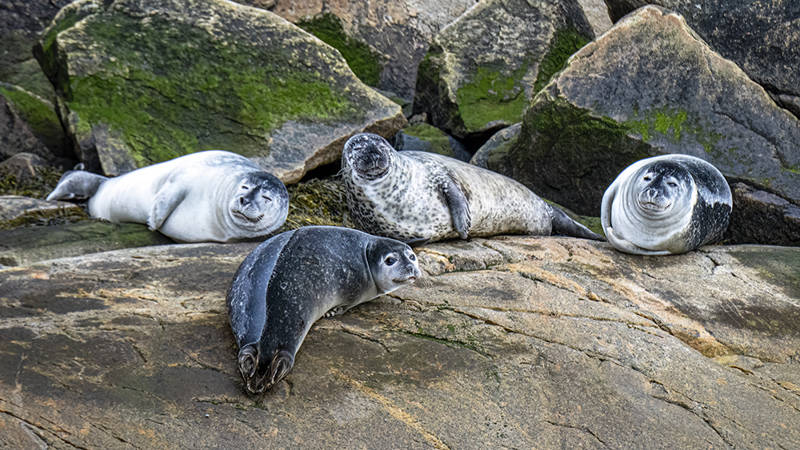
[601,154,732,255]
[46,151,289,242]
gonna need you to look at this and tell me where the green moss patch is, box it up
[400,123,453,156]
[49,10,361,167]
[456,64,530,132]
[298,13,382,86]
[278,177,351,232]
[0,85,64,150]
[533,28,590,94]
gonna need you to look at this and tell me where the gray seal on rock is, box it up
[341,133,602,243]
[45,151,289,243]
[601,154,732,255]
[226,225,420,394]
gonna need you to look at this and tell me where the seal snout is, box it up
[344,133,394,180]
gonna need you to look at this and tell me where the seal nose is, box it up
[644,188,659,201]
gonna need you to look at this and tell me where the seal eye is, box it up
[667,182,678,188]
[262,195,271,201]
[384,256,397,266]
[241,185,249,190]
[408,253,416,261]
[643,175,652,182]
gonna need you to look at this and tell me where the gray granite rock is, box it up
[413,0,610,139]
[606,1,800,120]
[241,0,477,101]
[470,122,521,174]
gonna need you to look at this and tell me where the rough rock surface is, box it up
[0,236,798,447]
[506,6,800,245]
[0,84,70,162]
[34,0,405,181]
[0,153,49,182]
[240,0,477,100]
[0,0,72,99]
[470,122,520,173]
[394,123,471,161]
[0,196,86,230]
[0,91,52,162]
[413,0,609,139]
[605,1,800,119]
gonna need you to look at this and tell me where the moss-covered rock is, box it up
[0,195,87,230]
[413,0,605,139]
[507,6,800,245]
[278,177,352,231]
[394,123,471,161]
[470,122,521,174]
[297,13,382,87]
[34,0,405,181]
[0,219,172,266]
[240,0,476,101]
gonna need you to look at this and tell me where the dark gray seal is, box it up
[341,133,601,243]
[227,225,420,394]
[46,151,289,242]
[601,154,732,255]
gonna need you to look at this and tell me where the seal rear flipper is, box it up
[442,177,471,239]
[148,183,187,230]
[550,205,604,241]
[237,343,258,380]
[45,169,108,201]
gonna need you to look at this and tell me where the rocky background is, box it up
[1,0,798,447]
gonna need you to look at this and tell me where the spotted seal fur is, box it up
[341,133,602,243]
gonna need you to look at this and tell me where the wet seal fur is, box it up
[341,133,602,243]
[601,154,732,255]
[46,151,289,242]
[226,225,420,394]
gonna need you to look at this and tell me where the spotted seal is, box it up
[227,225,420,394]
[341,133,602,243]
[601,154,732,255]
[45,151,289,242]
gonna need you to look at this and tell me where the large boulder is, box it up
[0,236,797,447]
[34,0,406,181]
[605,0,800,119]
[505,6,800,245]
[413,0,611,140]
[0,195,86,230]
[237,0,477,101]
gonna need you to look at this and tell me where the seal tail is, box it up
[550,205,604,241]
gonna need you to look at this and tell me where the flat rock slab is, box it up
[0,220,173,267]
[1,236,798,447]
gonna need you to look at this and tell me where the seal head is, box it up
[343,132,395,181]
[228,172,289,233]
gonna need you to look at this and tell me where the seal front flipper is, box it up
[605,227,670,256]
[147,182,187,230]
[441,176,471,239]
